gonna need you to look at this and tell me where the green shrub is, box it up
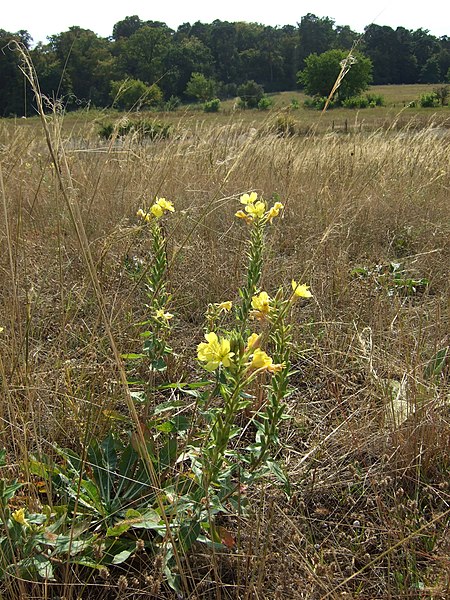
[342,95,369,109]
[258,96,273,110]
[290,98,300,109]
[237,80,265,108]
[366,93,385,106]
[164,95,181,111]
[203,98,220,112]
[185,72,217,101]
[99,118,171,140]
[304,96,335,110]
[419,92,439,107]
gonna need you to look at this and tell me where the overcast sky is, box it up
[2,0,449,44]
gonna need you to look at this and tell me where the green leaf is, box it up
[178,519,201,553]
[158,438,177,471]
[151,358,167,372]
[265,459,291,496]
[153,399,186,414]
[1,480,22,502]
[112,549,133,565]
[121,353,145,360]
[171,415,190,432]
[156,421,174,433]
[106,522,131,537]
[130,391,147,403]
[425,346,448,378]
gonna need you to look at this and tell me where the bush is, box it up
[342,96,369,109]
[271,113,297,136]
[110,79,163,111]
[203,98,220,112]
[366,93,385,106]
[433,86,449,106]
[98,118,171,140]
[304,96,335,110]
[237,80,265,108]
[164,95,181,111]
[290,98,300,109]
[419,92,440,108]
[258,96,273,110]
[185,72,217,102]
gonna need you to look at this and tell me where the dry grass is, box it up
[0,104,449,599]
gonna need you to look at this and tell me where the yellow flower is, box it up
[251,291,271,318]
[155,197,175,212]
[215,301,233,312]
[240,192,258,205]
[246,333,261,352]
[197,332,234,371]
[155,309,173,321]
[291,280,313,299]
[11,508,30,527]
[245,200,266,219]
[150,203,164,218]
[248,349,284,373]
[265,201,284,223]
[249,349,273,370]
[235,210,253,224]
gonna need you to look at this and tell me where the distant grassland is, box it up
[5,84,449,138]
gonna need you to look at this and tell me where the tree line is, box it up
[1,13,449,116]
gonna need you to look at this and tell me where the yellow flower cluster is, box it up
[235,192,283,224]
[137,197,175,221]
[197,332,235,371]
[197,329,283,375]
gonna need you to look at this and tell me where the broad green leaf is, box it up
[112,549,133,565]
[106,522,131,537]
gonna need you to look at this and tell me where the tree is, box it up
[118,24,172,86]
[297,14,336,66]
[420,55,441,83]
[164,36,215,96]
[298,49,372,101]
[112,15,144,40]
[0,29,33,116]
[185,72,217,101]
[48,27,113,104]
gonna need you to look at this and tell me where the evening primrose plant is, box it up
[2,191,313,591]
[127,197,176,373]
[193,192,313,491]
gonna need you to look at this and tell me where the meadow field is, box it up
[0,89,449,599]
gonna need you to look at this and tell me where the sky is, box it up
[2,0,449,44]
